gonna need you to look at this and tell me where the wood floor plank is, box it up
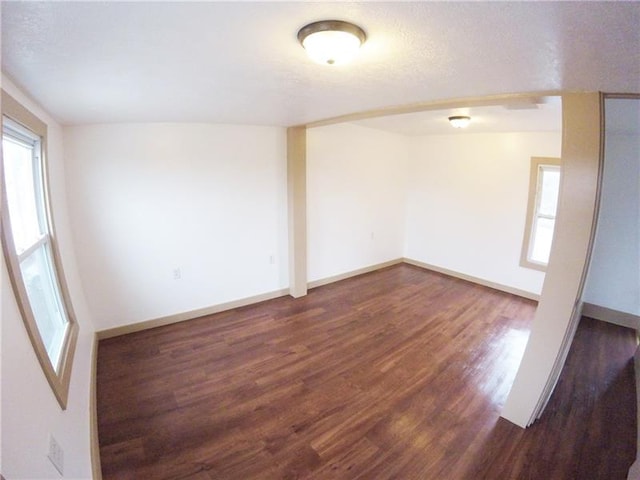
[97,264,636,479]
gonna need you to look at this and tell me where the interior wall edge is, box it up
[96,288,290,340]
[307,258,404,290]
[403,258,540,301]
[599,91,640,480]
[96,257,542,342]
[501,91,602,429]
[581,303,640,330]
[287,126,308,298]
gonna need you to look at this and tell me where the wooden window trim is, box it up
[1,90,78,409]
[520,156,562,272]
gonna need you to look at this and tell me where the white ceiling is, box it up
[352,98,562,135]
[2,2,639,127]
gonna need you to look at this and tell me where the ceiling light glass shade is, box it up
[448,116,471,128]
[298,20,366,65]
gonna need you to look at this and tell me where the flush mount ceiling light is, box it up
[448,115,472,128]
[297,20,366,66]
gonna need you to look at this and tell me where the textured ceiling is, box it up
[2,2,639,127]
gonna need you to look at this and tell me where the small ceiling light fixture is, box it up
[297,20,366,66]
[448,115,471,128]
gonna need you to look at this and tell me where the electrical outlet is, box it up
[269,254,275,265]
[47,434,64,475]
[172,268,182,280]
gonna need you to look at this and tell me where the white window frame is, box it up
[1,90,78,409]
[520,156,562,271]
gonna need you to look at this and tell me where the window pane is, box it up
[2,103,77,408]
[20,244,68,368]
[530,217,555,264]
[538,167,561,217]
[2,135,45,252]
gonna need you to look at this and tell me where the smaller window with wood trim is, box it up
[1,92,78,409]
[521,157,561,271]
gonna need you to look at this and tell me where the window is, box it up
[521,157,561,271]
[1,91,78,409]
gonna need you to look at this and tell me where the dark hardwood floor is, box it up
[97,264,637,479]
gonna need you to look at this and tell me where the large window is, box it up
[521,157,561,271]
[1,91,78,409]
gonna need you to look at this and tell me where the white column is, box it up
[502,92,602,427]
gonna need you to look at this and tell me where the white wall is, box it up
[306,123,407,282]
[64,123,288,330]
[583,98,640,316]
[2,77,95,479]
[405,132,562,295]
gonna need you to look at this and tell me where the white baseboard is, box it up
[581,303,640,330]
[97,288,289,340]
[307,258,404,289]
[402,258,540,301]
[97,258,540,340]
[96,259,404,340]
